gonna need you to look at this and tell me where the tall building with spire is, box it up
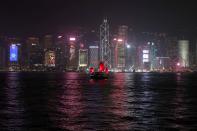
[99,19,111,68]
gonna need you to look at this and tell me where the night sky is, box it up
[0,0,197,36]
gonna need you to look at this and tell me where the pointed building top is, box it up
[103,17,108,23]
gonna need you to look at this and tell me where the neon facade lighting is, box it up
[10,44,18,62]
[117,39,123,42]
[58,35,62,39]
[69,37,76,41]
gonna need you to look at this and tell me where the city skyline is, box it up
[0,1,197,72]
[0,26,194,72]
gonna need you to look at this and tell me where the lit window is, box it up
[143,54,149,59]
[143,50,149,53]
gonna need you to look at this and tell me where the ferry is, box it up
[89,62,109,79]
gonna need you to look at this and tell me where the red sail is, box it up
[99,62,105,72]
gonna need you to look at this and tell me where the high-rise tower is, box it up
[100,19,111,68]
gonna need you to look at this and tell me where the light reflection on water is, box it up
[0,72,197,130]
[49,72,85,130]
[0,73,24,131]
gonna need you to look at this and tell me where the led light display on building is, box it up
[79,49,88,67]
[178,40,189,67]
[143,50,149,54]
[69,37,76,41]
[143,54,149,59]
[143,49,149,63]
[10,44,18,62]
[45,51,55,67]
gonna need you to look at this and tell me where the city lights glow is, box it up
[117,39,123,42]
[10,44,18,62]
[80,43,84,48]
[143,59,149,62]
[143,50,149,53]
[79,49,88,67]
[45,51,55,67]
[142,49,149,63]
[69,37,76,41]
[58,35,62,38]
[143,54,149,59]
[126,44,131,48]
[89,46,99,48]
[178,40,189,67]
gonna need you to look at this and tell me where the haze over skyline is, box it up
[0,0,197,36]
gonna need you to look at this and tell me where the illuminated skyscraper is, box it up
[137,42,157,71]
[178,40,189,67]
[43,35,56,70]
[137,45,150,71]
[26,37,43,69]
[100,19,111,68]
[66,37,78,70]
[55,35,67,71]
[115,39,125,69]
[118,25,128,43]
[6,37,22,71]
[114,25,128,70]
[78,49,88,70]
[89,46,99,68]
[10,44,18,61]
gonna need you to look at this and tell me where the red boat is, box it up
[89,62,109,79]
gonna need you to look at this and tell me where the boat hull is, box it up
[90,72,108,79]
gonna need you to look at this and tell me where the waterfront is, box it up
[0,72,197,130]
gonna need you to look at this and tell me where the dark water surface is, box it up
[0,72,197,130]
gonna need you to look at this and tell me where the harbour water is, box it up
[0,72,197,130]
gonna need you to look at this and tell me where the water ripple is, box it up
[0,72,197,130]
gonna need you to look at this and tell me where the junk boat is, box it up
[89,62,109,79]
